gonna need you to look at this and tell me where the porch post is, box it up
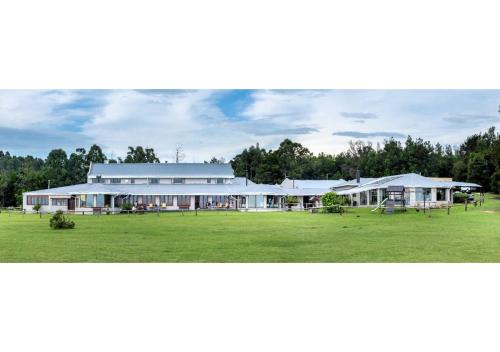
[111,195,115,214]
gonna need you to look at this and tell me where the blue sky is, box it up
[0,89,499,162]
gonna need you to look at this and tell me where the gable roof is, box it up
[283,179,346,189]
[88,163,234,178]
[23,182,286,196]
[281,187,333,196]
[336,173,482,195]
[336,178,377,187]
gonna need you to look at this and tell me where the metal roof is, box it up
[334,178,377,187]
[281,188,333,196]
[336,173,482,195]
[88,163,234,178]
[24,182,286,196]
[232,177,256,185]
[286,179,346,189]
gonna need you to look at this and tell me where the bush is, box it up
[453,192,468,204]
[284,196,298,208]
[49,210,75,230]
[121,203,133,211]
[33,203,41,213]
[321,191,348,213]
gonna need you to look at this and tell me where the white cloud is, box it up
[0,90,79,128]
[1,89,499,161]
[239,90,500,155]
[81,90,250,162]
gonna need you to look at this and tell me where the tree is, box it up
[207,157,226,164]
[124,146,160,163]
[67,148,87,184]
[273,139,312,180]
[321,191,348,213]
[86,145,107,165]
[44,149,69,188]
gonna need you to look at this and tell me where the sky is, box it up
[0,89,499,162]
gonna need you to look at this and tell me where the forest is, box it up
[1,127,499,206]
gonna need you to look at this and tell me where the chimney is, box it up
[356,169,360,184]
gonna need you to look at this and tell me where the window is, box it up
[248,195,264,208]
[95,194,104,207]
[207,179,212,184]
[80,194,93,207]
[51,198,68,206]
[143,195,158,205]
[159,195,173,206]
[149,178,159,184]
[437,188,447,201]
[370,190,378,205]
[359,192,367,205]
[199,195,210,208]
[381,188,388,201]
[130,179,135,184]
[110,178,121,184]
[27,195,49,205]
[256,195,264,208]
[177,195,191,206]
[424,188,431,201]
[216,178,224,184]
[212,195,229,206]
[249,195,256,208]
[173,178,185,184]
[416,188,432,201]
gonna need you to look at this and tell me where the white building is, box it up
[23,163,482,213]
[335,173,481,208]
[279,177,375,208]
[23,163,286,213]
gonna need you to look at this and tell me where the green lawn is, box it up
[1,195,499,262]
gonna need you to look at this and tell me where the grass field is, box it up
[0,194,499,262]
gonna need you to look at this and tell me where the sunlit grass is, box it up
[0,194,499,262]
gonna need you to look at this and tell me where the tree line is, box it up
[1,127,499,206]
[0,145,161,206]
[230,126,500,192]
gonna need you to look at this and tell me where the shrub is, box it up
[321,191,348,213]
[33,203,41,213]
[453,192,468,204]
[49,210,75,230]
[284,196,298,206]
[121,203,133,211]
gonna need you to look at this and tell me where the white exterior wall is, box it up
[409,187,451,208]
[185,178,207,184]
[88,177,234,185]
